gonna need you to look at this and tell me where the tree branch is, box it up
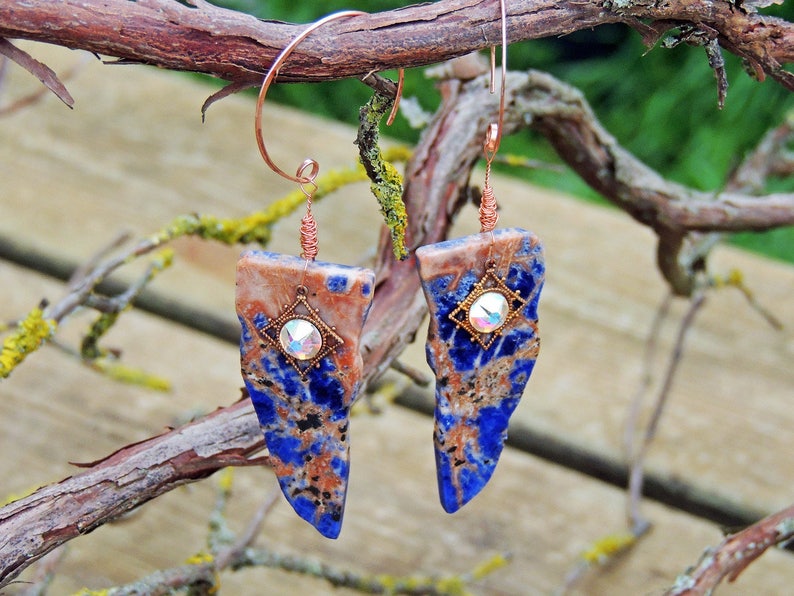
[1,0,793,90]
[665,502,794,595]
[515,69,794,294]
[0,38,73,108]
[0,400,264,587]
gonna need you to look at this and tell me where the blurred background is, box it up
[212,0,794,263]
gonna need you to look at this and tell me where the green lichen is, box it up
[356,92,408,260]
[81,311,120,361]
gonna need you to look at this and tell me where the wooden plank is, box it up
[0,43,381,318]
[1,262,792,595]
[1,42,793,589]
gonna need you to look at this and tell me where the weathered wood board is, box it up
[1,42,793,593]
[2,263,792,595]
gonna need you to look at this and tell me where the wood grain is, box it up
[0,264,791,595]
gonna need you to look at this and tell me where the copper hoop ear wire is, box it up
[479,0,508,235]
[254,10,367,190]
[254,11,405,186]
[254,10,405,263]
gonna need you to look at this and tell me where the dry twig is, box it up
[626,290,707,533]
[0,400,265,586]
[666,503,794,595]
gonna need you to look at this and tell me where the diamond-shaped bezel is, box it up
[258,290,343,378]
[448,265,527,350]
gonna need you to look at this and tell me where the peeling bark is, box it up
[0,0,793,90]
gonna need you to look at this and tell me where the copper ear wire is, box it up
[255,10,366,188]
[255,11,365,265]
[479,0,508,235]
[255,11,405,263]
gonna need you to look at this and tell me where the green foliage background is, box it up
[217,0,794,264]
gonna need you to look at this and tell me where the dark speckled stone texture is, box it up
[236,251,374,538]
[415,228,544,513]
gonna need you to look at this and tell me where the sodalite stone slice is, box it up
[236,251,374,538]
[415,228,545,513]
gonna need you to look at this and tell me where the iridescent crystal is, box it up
[279,318,322,360]
[468,291,509,333]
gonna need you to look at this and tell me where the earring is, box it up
[415,0,546,514]
[236,11,373,539]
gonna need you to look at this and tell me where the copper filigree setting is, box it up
[448,262,527,350]
[258,286,343,377]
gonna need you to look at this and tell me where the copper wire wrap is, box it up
[297,160,320,261]
[479,165,499,233]
[299,208,319,261]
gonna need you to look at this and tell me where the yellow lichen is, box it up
[216,467,234,494]
[432,576,469,595]
[371,552,507,595]
[147,168,369,249]
[184,552,220,594]
[470,552,511,579]
[370,160,408,260]
[0,306,57,379]
[711,268,744,289]
[90,360,172,392]
[709,267,783,329]
[185,551,215,566]
[581,532,637,565]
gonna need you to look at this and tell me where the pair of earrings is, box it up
[236,5,545,539]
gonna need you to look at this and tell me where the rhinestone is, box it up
[279,318,322,360]
[468,291,509,333]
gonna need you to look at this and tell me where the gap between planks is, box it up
[0,237,776,534]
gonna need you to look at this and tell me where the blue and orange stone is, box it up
[415,228,545,513]
[236,251,374,538]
